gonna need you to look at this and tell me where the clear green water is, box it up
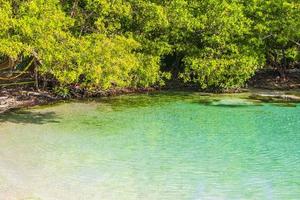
[0,92,299,200]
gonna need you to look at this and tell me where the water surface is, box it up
[0,92,299,200]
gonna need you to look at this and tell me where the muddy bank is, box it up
[0,87,58,114]
[0,86,158,113]
[248,68,300,90]
[2,67,300,113]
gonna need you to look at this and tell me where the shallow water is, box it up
[0,92,299,200]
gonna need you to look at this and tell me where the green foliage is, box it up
[168,0,265,89]
[0,0,299,91]
[53,86,71,98]
[244,0,300,69]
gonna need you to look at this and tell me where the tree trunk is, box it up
[70,0,79,17]
[34,59,39,91]
[280,48,287,81]
[171,53,183,79]
[8,57,15,70]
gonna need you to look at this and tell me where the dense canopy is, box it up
[0,0,299,92]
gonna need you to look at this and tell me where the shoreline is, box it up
[1,69,300,114]
[0,87,159,114]
[1,86,300,114]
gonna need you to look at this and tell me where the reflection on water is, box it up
[0,91,299,200]
[0,111,60,124]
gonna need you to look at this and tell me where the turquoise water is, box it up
[0,92,299,200]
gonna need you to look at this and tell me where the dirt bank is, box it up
[0,86,157,113]
[1,68,300,113]
[0,87,59,113]
[248,68,300,90]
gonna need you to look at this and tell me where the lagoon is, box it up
[0,92,299,200]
